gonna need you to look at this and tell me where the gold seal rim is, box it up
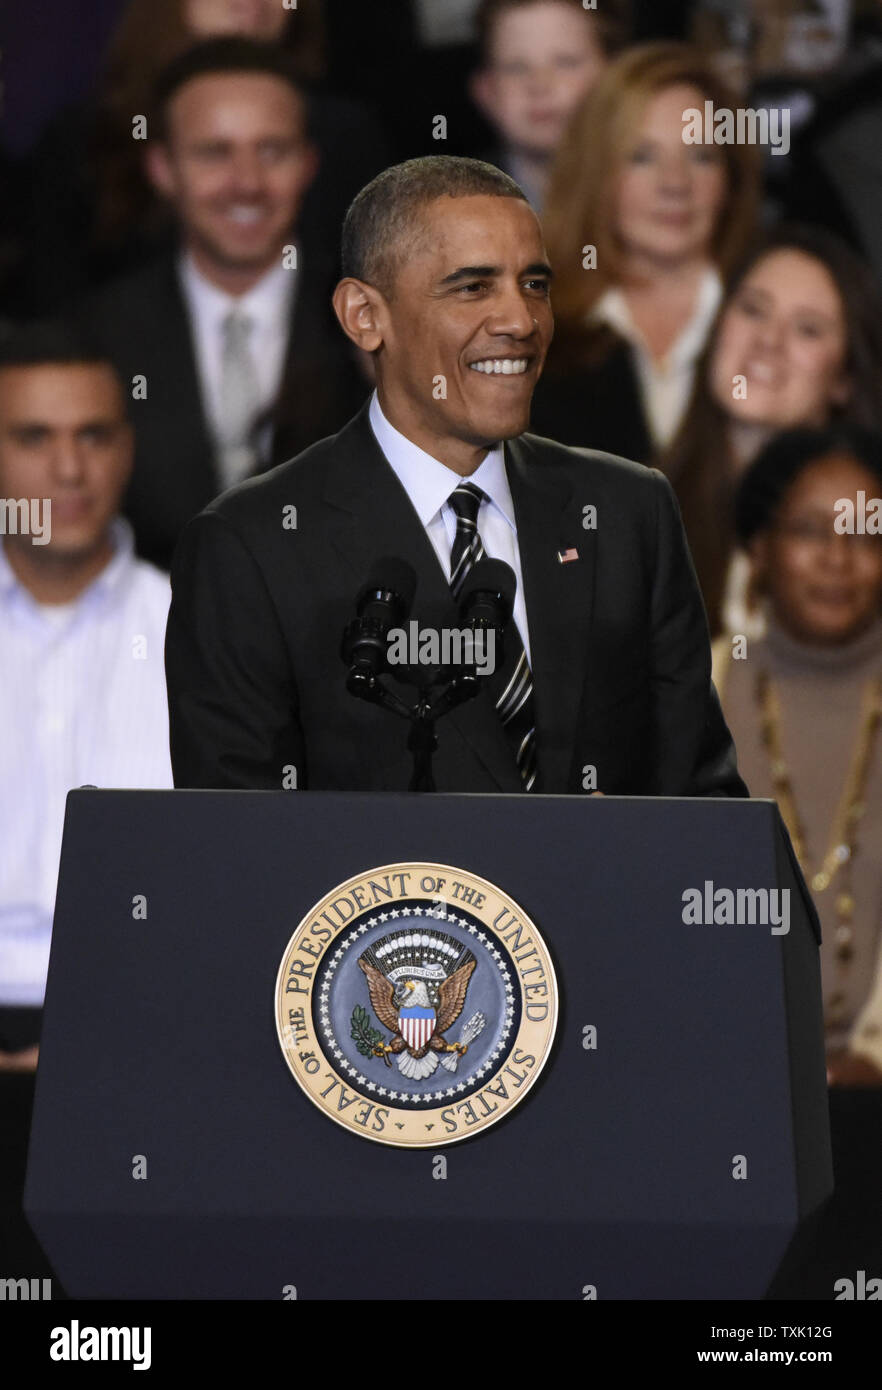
[274,860,558,1148]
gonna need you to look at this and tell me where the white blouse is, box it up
[590,268,723,449]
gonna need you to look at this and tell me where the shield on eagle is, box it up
[399,1005,436,1051]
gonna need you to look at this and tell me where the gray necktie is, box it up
[217,307,260,489]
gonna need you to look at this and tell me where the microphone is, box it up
[341,557,417,689]
[457,558,516,672]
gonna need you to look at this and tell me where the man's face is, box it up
[472,3,606,158]
[147,72,317,277]
[0,364,132,559]
[371,195,553,454]
[184,0,289,42]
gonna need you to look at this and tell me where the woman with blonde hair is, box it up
[530,41,760,461]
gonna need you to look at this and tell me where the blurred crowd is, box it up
[2,0,882,1101]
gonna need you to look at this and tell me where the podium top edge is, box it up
[65,788,776,806]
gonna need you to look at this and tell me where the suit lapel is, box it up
[321,404,522,791]
[505,434,597,791]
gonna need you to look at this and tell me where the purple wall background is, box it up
[2,0,127,156]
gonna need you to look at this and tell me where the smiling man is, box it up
[165,156,747,798]
[78,39,365,571]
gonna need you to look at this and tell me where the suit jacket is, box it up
[781,59,882,290]
[78,251,369,570]
[165,399,749,797]
[529,328,654,466]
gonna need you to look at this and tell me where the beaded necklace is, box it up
[756,669,882,1032]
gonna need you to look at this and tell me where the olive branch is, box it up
[350,1004,384,1058]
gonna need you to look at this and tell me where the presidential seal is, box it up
[274,862,557,1147]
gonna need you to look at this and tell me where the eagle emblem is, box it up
[353,929,486,1081]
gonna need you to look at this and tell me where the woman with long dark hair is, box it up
[666,224,882,634]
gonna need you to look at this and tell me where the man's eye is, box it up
[459,282,486,294]
[259,142,292,163]
[691,146,722,165]
[525,279,550,294]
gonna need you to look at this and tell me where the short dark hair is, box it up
[735,424,882,544]
[475,0,631,64]
[150,37,306,143]
[341,155,529,297]
[0,320,114,374]
[0,320,128,408]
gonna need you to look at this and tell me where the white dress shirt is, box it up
[178,250,297,455]
[0,519,174,1006]
[368,391,532,662]
[591,267,723,448]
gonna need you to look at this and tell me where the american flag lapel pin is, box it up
[557,546,579,565]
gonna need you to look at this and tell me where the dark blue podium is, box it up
[25,790,831,1299]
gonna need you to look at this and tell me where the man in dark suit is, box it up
[165,155,747,798]
[79,40,367,571]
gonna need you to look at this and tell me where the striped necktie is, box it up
[447,481,537,791]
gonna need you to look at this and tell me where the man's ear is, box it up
[332,278,386,353]
[144,141,176,200]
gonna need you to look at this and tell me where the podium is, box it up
[25,790,831,1300]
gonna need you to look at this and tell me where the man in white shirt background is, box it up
[0,323,173,1073]
[78,39,367,571]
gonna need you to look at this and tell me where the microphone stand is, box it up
[342,558,513,793]
[346,663,484,792]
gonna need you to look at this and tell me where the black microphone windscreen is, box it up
[357,556,417,610]
[458,557,516,613]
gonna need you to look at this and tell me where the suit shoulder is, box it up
[520,429,666,496]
